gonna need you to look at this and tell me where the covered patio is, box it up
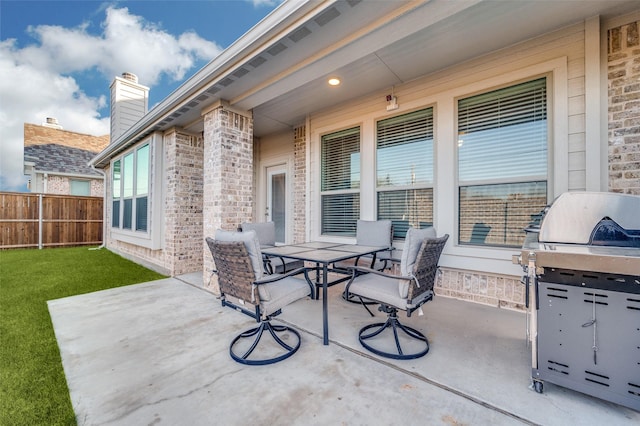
[48,273,639,425]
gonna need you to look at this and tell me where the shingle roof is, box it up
[24,144,102,176]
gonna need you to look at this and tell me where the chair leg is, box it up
[341,291,376,316]
[358,309,429,360]
[230,321,302,365]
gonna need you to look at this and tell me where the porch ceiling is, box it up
[102,0,638,161]
[247,0,637,137]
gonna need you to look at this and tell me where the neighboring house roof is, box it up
[24,144,102,177]
[24,122,109,177]
[90,0,639,168]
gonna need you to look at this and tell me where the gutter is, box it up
[90,0,332,169]
[89,165,107,250]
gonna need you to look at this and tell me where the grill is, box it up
[514,191,640,411]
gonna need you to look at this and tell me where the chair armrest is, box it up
[254,267,316,300]
[345,265,412,281]
[254,267,307,284]
[344,265,414,300]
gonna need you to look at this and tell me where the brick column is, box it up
[202,103,254,292]
[608,20,640,195]
[164,129,204,276]
[293,125,307,243]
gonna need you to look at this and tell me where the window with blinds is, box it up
[321,127,360,236]
[376,108,434,239]
[457,78,548,248]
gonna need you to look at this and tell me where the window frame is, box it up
[455,76,551,249]
[109,133,163,249]
[319,126,361,237]
[375,107,435,240]
[69,179,91,196]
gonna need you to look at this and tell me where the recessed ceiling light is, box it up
[328,77,341,86]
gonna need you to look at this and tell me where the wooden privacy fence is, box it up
[0,192,103,249]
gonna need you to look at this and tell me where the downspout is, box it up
[89,166,107,250]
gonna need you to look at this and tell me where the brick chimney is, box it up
[109,72,149,143]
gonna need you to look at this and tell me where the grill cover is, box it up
[538,192,640,245]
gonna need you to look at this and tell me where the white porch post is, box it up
[202,102,254,293]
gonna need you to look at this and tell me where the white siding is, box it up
[110,77,149,142]
[308,21,591,276]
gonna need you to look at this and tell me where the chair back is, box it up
[206,238,259,306]
[407,234,449,302]
[240,222,276,246]
[356,219,393,259]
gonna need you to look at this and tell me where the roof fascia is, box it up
[91,0,334,168]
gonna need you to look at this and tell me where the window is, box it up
[376,108,434,239]
[135,144,149,231]
[457,78,548,248]
[112,160,121,228]
[70,179,90,196]
[112,143,150,233]
[321,127,360,236]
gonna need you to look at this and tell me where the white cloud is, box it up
[0,6,222,191]
[251,0,280,8]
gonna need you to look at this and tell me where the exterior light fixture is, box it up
[328,77,341,86]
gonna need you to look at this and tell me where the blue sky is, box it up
[0,0,281,191]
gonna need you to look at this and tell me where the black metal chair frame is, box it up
[335,222,395,308]
[206,237,314,365]
[345,235,449,360]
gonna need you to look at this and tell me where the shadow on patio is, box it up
[48,273,639,425]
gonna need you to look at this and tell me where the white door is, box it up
[266,165,287,244]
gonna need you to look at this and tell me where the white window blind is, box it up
[321,127,360,236]
[376,108,434,239]
[457,78,548,248]
[458,78,547,183]
[377,108,433,187]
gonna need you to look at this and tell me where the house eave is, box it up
[90,0,334,169]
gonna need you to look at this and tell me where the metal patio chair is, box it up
[345,230,449,360]
[332,219,394,306]
[334,219,394,272]
[206,230,314,365]
[240,221,304,274]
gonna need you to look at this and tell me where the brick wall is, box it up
[608,20,640,195]
[164,130,204,275]
[90,179,104,197]
[44,175,103,197]
[435,268,525,310]
[293,125,306,243]
[103,141,169,275]
[203,106,254,292]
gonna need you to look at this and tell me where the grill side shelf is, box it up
[539,268,640,295]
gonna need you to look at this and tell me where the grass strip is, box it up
[0,246,166,425]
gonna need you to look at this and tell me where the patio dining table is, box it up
[261,241,389,345]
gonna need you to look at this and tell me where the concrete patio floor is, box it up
[48,273,640,425]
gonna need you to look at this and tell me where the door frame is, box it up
[259,155,294,244]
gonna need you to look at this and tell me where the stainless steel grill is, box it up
[514,191,640,411]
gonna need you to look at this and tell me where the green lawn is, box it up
[0,246,166,426]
